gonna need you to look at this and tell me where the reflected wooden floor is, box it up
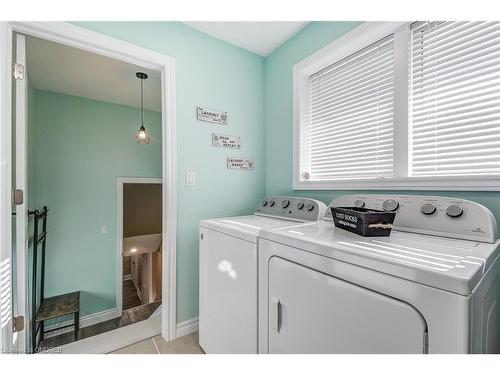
[39,301,162,349]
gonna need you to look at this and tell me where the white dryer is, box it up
[199,196,327,353]
[258,194,500,354]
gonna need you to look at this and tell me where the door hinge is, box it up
[13,315,24,333]
[13,189,24,205]
[13,63,24,80]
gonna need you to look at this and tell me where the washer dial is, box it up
[306,203,315,211]
[354,199,365,208]
[382,199,399,212]
[421,203,436,215]
[446,204,463,217]
[281,199,290,209]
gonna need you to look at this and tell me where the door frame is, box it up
[116,177,163,316]
[14,33,28,353]
[0,22,178,347]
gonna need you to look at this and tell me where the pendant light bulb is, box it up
[135,72,150,144]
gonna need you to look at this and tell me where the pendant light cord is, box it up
[140,77,144,126]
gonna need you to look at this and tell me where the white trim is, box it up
[175,317,199,338]
[14,33,29,353]
[292,21,500,192]
[293,176,500,191]
[42,308,122,339]
[3,21,178,347]
[162,60,178,340]
[116,176,162,317]
[0,21,14,352]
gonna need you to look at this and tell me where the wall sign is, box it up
[227,157,254,170]
[212,133,241,149]
[197,106,228,125]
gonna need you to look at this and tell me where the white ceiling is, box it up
[184,22,309,56]
[26,36,161,112]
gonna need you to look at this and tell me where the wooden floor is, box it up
[122,279,142,310]
[39,301,162,349]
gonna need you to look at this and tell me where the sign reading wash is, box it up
[212,133,241,149]
[197,106,228,125]
[227,157,253,170]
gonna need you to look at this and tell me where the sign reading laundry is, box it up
[197,106,228,125]
[212,133,241,149]
[227,157,254,170]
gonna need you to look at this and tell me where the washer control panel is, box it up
[256,196,327,222]
[326,194,498,243]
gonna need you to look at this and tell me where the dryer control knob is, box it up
[262,200,268,207]
[354,199,365,208]
[382,199,399,212]
[446,204,463,218]
[281,199,290,209]
[306,203,315,211]
[421,203,436,215]
[297,202,305,210]
[269,200,275,207]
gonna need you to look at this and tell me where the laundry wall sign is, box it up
[227,157,254,170]
[197,106,228,125]
[212,133,241,149]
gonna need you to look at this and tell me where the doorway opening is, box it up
[13,32,170,352]
[2,22,177,354]
[120,179,163,326]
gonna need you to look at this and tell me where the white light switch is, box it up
[186,170,195,186]
[100,224,108,234]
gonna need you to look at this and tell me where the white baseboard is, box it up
[43,308,121,339]
[176,317,198,338]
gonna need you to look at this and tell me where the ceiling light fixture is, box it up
[135,72,150,144]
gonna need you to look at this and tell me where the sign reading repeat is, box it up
[197,106,228,125]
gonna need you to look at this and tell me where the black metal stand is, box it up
[30,206,48,353]
[29,206,80,353]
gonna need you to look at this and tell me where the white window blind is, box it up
[304,35,395,181]
[410,21,500,177]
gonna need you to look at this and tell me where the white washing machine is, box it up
[199,196,327,353]
[258,194,500,354]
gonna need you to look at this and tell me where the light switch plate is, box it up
[186,170,195,186]
[100,224,107,234]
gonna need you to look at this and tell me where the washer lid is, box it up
[200,215,305,243]
[260,221,500,295]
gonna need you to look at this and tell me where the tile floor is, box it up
[110,331,204,354]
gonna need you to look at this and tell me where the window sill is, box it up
[293,176,500,191]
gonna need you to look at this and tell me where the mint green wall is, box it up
[71,22,266,322]
[31,89,162,316]
[263,21,500,229]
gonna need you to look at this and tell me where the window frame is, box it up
[292,21,500,191]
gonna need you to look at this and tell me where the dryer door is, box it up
[268,257,427,353]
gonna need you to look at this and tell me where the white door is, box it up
[0,26,29,354]
[268,257,427,353]
[0,21,14,353]
[14,33,29,353]
[199,227,258,353]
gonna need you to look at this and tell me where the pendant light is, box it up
[135,72,150,144]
